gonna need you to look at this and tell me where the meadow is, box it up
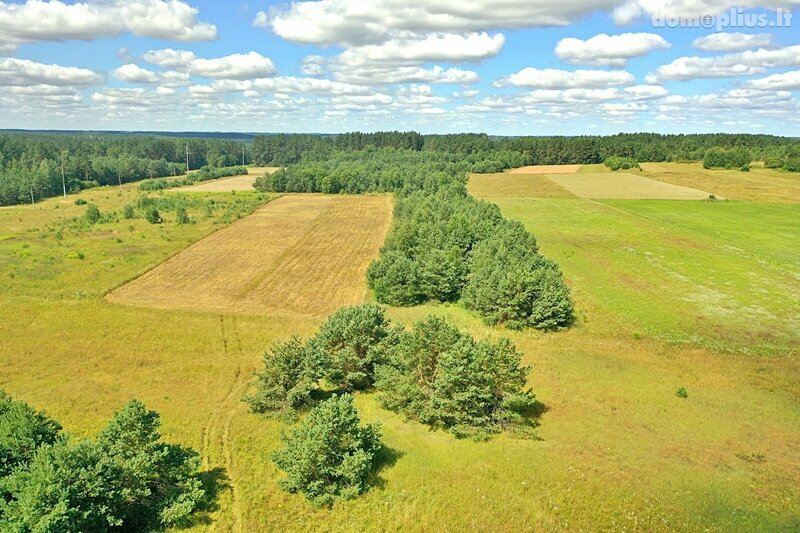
[1,162,799,531]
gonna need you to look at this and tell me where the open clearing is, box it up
[184,166,280,192]
[2,163,800,530]
[107,194,392,316]
[546,171,717,199]
[507,164,581,174]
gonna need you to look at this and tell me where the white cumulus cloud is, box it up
[496,67,635,89]
[556,33,670,66]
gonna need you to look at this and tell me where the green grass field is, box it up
[2,163,799,531]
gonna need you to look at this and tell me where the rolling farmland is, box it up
[108,194,392,316]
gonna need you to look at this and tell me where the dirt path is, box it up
[202,315,248,533]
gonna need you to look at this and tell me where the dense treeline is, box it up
[0,391,205,530]
[0,133,249,205]
[251,131,800,166]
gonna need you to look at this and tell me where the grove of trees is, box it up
[245,304,538,440]
[0,391,205,531]
[0,133,249,205]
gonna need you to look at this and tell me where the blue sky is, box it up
[0,0,798,135]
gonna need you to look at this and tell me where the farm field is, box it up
[108,194,392,316]
[1,162,799,531]
[507,164,581,174]
[184,166,280,192]
[546,171,716,199]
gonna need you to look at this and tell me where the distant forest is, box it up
[2,130,799,206]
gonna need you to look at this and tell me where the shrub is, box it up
[144,207,162,224]
[740,164,750,172]
[83,204,101,224]
[244,337,319,418]
[676,387,689,399]
[784,158,800,173]
[604,156,640,171]
[375,316,537,439]
[271,394,381,507]
[175,207,190,225]
[309,304,390,390]
[764,156,784,169]
[123,204,135,219]
[73,198,88,206]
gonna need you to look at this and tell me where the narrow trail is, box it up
[202,315,249,533]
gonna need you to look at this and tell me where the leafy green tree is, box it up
[244,336,319,418]
[271,394,381,507]
[122,204,135,219]
[0,390,62,478]
[309,304,390,390]
[95,400,204,530]
[1,440,127,531]
[376,316,537,439]
[367,250,425,306]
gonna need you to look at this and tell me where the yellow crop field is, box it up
[546,171,717,199]
[467,172,575,198]
[107,194,392,316]
[507,164,581,174]
[184,167,280,192]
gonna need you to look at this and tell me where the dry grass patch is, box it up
[642,162,800,203]
[468,173,575,198]
[548,172,717,200]
[107,194,392,316]
[507,164,581,174]
[183,167,279,192]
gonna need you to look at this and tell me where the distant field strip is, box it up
[508,164,581,174]
[107,194,392,315]
[547,172,717,200]
[468,173,575,198]
[184,167,279,192]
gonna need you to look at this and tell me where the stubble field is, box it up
[108,194,392,316]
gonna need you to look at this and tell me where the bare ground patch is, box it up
[507,164,581,174]
[107,194,392,316]
[547,172,718,200]
[183,167,280,192]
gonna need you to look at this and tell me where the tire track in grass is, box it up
[203,315,248,532]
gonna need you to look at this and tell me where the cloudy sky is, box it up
[0,0,798,135]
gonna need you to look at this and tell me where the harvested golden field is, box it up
[547,172,717,199]
[642,162,800,202]
[184,166,280,192]
[467,172,575,198]
[508,164,581,174]
[107,194,392,316]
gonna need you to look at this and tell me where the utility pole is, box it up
[60,151,67,198]
[242,144,246,166]
[185,143,191,172]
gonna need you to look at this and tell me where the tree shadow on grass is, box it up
[509,400,550,440]
[367,443,404,491]
[176,467,230,529]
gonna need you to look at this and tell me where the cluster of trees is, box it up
[138,165,249,191]
[603,156,641,170]
[246,305,539,504]
[245,305,536,438]
[763,145,800,172]
[369,184,573,329]
[0,133,250,205]
[703,147,752,170]
[0,391,205,531]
